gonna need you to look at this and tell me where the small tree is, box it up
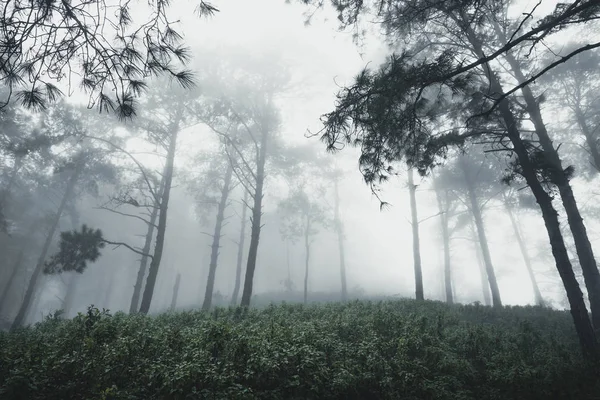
[278,185,330,304]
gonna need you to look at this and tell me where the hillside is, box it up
[1,300,598,399]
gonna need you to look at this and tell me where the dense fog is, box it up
[1,0,599,337]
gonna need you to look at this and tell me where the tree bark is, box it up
[461,21,597,356]
[333,178,347,302]
[503,192,545,306]
[240,122,269,308]
[407,168,424,301]
[170,273,181,311]
[129,171,166,314]
[139,128,179,315]
[459,157,502,307]
[303,214,310,305]
[10,163,81,331]
[231,192,248,306]
[202,164,233,311]
[493,19,600,332]
[433,177,453,304]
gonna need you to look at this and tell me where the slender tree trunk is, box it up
[0,251,24,313]
[102,271,115,310]
[333,178,347,301]
[459,157,502,307]
[494,20,600,332]
[0,156,22,213]
[0,223,39,315]
[130,172,166,314]
[286,241,291,288]
[170,273,181,311]
[407,168,424,301]
[574,107,600,172]
[61,204,80,317]
[470,219,491,306]
[503,193,545,306]
[240,127,269,308]
[62,273,79,317]
[462,21,597,356]
[303,215,310,305]
[231,192,248,306]
[139,128,179,315]
[202,164,233,311]
[10,164,81,331]
[433,177,453,304]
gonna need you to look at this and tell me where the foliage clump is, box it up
[0,301,598,399]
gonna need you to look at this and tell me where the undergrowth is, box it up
[0,300,598,399]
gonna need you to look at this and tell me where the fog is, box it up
[1,0,599,331]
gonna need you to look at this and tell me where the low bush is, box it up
[0,300,597,399]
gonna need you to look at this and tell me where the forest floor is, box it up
[0,299,598,399]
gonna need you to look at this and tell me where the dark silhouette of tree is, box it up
[0,0,218,117]
[187,147,237,311]
[406,167,424,301]
[230,191,249,306]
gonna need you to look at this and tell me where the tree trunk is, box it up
[0,251,24,314]
[231,192,248,306]
[433,177,453,304]
[333,178,347,301]
[62,203,81,317]
[494,19,600,332]
[407,168,424,301]
[459,157,502,307]
[202,164,233,311]
[240,126,269,308]
[503,192,545,306]
[303,215,310,305]
[129,171,166,314]
[470,219,491,306]
[139,128,179,315]
[170,273,181,311]
[10,163,81,331]
[574,106,600,172]
[102,270,115,310]
[462,21,597,356]
[62,273,79,317]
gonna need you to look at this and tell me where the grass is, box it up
[0,299,598,399]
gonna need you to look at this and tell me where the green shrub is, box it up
[0,300,597,399]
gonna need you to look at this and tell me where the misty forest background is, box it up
[2,0,600,396]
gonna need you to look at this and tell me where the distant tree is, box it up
[134,81,200,314]
[330,168,348,301]
[502,188,545,306]
[199,52,290,308]
[187,147,237,311]
[406,166,424,301]
[541,45,600,174]
[10,152,85,330]
[431,171,456,304]
[230,191,249,306]
[278,185,330,304]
